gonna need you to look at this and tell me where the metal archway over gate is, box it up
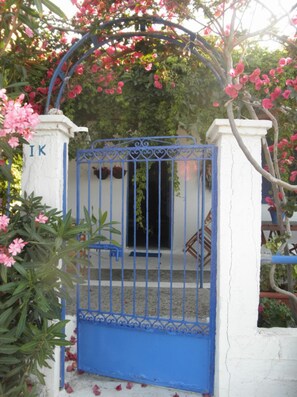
[75,136,217,394]
[45,15,225,113]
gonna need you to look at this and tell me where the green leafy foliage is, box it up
[258,298,296,328]
[0,193,118,396]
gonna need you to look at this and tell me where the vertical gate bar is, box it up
[156,159,161,318]
[109,161,113,313]
[76,159,81,315]
[195,159,201,322]
[120,160,125,314]
[182,160,187,321]
[87,163,91,310]
[169,159,174,320]
[145,160,149,318]
[98,163,103,312]
[98,247,102,312]
[200,157,206,289]
[132,160,137,315]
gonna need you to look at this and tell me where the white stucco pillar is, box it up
[206,119,272,397]
[22,114,76,397]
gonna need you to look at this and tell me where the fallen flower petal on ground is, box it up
[115,384,122,391]
[126,382,133,389]
[64,383,74,394]
[92,384,101,395]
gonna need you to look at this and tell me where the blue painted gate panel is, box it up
[78,320,211,392]
[76,136,217,394]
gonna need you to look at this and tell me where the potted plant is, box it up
[93,166,110,180]
[112,165,127,179]
[258,298,296,328]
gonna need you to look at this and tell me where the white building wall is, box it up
[207,119,297,397]
[68,159,212,251]
[22,114,76,397]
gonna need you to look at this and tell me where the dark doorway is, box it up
[127,161,171,249]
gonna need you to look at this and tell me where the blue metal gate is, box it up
[76,136,217,394]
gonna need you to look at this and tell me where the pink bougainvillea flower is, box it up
[282,90,291,99]
[265,196,275,207]
[212,101,220,107]
[290,171,297,182]
[224,84,239,99]
[290,133,297,142]
[106,46,115,56]
[203,26,212,35]
[239,75,248,84]
[35,213,49,224]
[73,85,83,95]
[145,63,152,71]
[278,58,287,67]
[117,81,124,88]
[0,214,9,231]
[235,61,244,76]
[248,68,261,83]
[68,91,76,99]
[115,384,122,391]
[154,80,163,89]
[262,98,273,109]
[8,238,27,256]
[270,87,282,101]
[75,65,84,75]
[97,86,103,93]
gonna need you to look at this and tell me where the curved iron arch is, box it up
[45,15,226,113]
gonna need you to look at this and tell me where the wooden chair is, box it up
[185,210,212,265]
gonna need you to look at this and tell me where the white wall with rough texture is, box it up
[207,119,297,397]
[22,114,76,397]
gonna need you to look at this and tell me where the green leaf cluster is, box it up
[0,193,119,396]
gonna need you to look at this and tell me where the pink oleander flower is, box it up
[8,238,27,256]
[35,213,49,224]
[0,214,9,231]
[8,136,19,148]
[24,27,34,38]
[0,97,39,139]
[0,252,15,267]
